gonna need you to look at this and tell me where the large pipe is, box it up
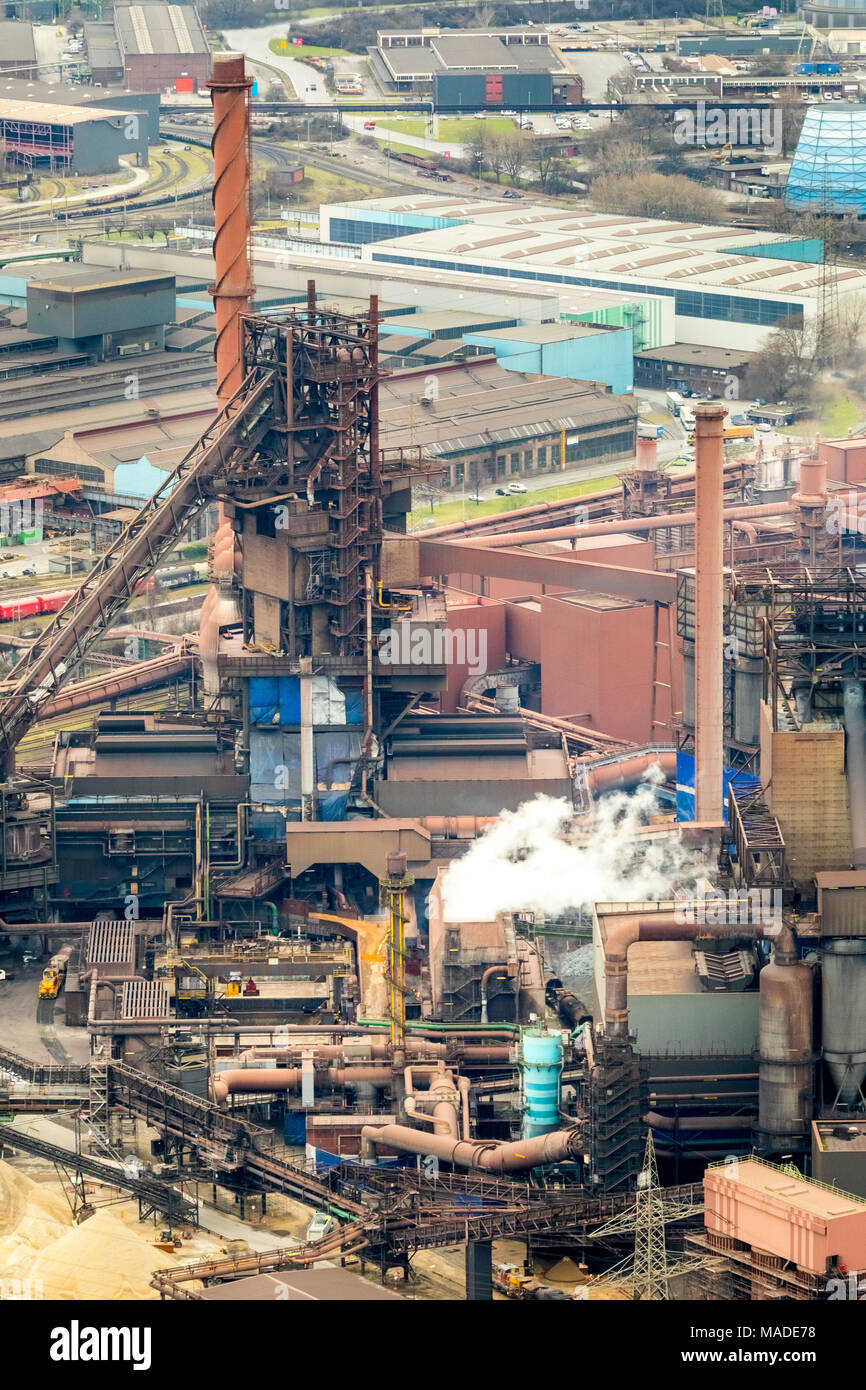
[239,1042,513,1064]
[451,501,790,550]
[423,456,760,541]
[694,404,727,823]
[603,912,771,1038]
[404,1065,460,1138]
[644,1111,755,1132]
[211,1066,393,1102]
[361,1122,581,1172]
[583,749,677,796]
[843,680,866,869]
[480,962,516,1024]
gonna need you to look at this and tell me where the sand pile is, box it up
[0,1158,71,1277]
[26,1208,186,1300]
[0,1158,188,1300]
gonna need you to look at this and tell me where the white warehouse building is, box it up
[319,196,865,352]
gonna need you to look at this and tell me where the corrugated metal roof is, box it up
[87,919,135,966]
[120,978,170,1019]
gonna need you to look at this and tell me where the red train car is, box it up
[0,589,74,622]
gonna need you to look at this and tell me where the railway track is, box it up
[161,125,425,198]
[0,147,212,235]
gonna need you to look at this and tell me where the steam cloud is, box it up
[441,782,706,922]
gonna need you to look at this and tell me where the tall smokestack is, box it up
[200,52,254,698]
[208,52,254,407]
[693,403,726,823]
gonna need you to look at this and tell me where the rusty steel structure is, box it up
[0,372,274,775]
[234,298,383,660]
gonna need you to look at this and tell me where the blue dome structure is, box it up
[786,106,866,215]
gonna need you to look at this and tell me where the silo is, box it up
[822,939,866,1106]
[520,1026,563,1138]
[758,927,813,1150]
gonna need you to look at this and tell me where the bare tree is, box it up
[604,139,649,179]
[744,322,818,408]
[590,171,727,222]
[467,126,487,178]
[501,131,528,184]
[486,135,506,183]
[535,144,556,192]
[838,292,866,359]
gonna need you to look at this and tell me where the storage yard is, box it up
[0,15,862,1345]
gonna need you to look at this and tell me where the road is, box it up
[224,23,334,105]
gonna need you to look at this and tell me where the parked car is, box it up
[495,487,508,496]
[507,482,528,494]
[755,421,773,432]
[21,568,36,577]
[363,119,376,130]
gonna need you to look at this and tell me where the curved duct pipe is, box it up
[480,961,517,1024]
[603,913,779,1038]
[404,1065,461,1138]
[607,917,812,1146]
[361,1122,581,1172]
[730,519,757,543]
[843,680,866,869]
[211,1066,393,1103]
[584,750,677,797]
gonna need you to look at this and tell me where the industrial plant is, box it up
[0,12,864,1326]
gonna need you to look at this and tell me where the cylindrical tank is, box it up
[758,932,813,1150]
[822,939,866,1106]
[520,1026,563,1139]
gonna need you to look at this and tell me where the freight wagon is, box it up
[0,589,74,623]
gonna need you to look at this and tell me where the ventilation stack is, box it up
[791,457,829,568]
[693,404,727,823]
[201,52,254,698]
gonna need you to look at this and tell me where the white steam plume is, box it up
[441,784,705,923]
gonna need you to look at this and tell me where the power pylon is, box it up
[817,153,840,369]
[632,1130,669,1300]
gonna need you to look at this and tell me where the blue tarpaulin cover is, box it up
[676,752,760,823]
